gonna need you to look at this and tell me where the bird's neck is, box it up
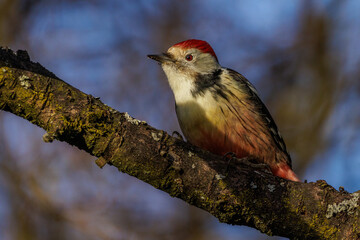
[163,65,223,104]
[162,65,197,104]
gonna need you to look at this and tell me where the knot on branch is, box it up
[0,47,58,79]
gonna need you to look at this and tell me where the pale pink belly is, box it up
[181,120,249,159]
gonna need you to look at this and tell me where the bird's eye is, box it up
[185,54,193,61]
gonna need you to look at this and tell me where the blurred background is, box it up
[0,0,360,239]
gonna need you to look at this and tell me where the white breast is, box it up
[161,63,221,142]
[162,64,195,104]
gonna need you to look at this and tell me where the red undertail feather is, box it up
[173,39,218,62]
[271,163,300,182]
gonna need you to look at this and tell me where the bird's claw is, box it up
[235,157,272,173]
[222,152,237,161]
[172,131,184,141]
[222,152,237,175]
[222,153,272,174]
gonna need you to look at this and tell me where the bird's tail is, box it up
[271,163,300,182]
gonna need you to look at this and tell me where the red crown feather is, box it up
[173,39,218,62]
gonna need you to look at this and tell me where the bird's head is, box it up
[148,39,219,75]
[148,39,221,102]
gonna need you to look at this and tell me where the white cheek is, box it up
[162,64,195,104]
[161,64,218,110]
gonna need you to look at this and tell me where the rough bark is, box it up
[0,47,359,240]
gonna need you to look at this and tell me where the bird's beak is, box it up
[147,53,173,63]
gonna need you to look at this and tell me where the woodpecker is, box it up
[148,39,299,182]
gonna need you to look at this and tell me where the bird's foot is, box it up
[222,152,237,161]
[172,131,184,141]
[235,157,271,172]
[222,152,272,174]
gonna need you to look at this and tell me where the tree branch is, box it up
[0,47,359,240]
